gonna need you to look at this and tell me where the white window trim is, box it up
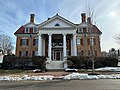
[25,27,29,33]
[78,28,82,33]
[90,37,94,45]
[86,27,88,32]
[33,28,38,33]
[22,37,28,39]
[21,38,28,46]
[21,51,27,57]
[77,37,81,45]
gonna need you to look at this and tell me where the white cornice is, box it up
[40,27,76,30]
[15,34,37,37]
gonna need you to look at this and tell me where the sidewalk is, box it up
[29,71,71,77]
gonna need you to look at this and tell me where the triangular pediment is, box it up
[37,14,76,29]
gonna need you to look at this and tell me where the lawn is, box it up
[0,69,32,75]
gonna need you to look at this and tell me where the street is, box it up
[0,79,120,90]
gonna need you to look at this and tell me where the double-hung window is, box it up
[77,37,80,45]
[33,38,38,46]
[19,51,28,57]
[25,27,29,33]
[20,38,28,46]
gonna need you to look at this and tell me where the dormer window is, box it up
[83,27,86,32]
[83,27,89,33]
[78,28,82,32]
[55,23,60,26]
[33,28,38,33]
[25,27,37,33]
[25,27,29,33]
[30,28,33,33]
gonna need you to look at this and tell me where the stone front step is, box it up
[46,61,65,70]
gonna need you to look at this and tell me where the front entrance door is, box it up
[56,51,62,60]
[53,49,63,60]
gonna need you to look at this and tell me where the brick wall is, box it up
[76,34,101,57]
[15,36,38,57]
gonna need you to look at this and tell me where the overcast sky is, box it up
[0,0,120,53]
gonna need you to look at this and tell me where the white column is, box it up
[63,34,67,57]
[48,34,52,60]
[38,34,42,56]
[73,34,77,56]
[63,34,67,69]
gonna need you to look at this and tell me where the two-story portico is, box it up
[37,14,77,61]
[36,14,78,69]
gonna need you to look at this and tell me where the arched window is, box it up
[55,23,60,26]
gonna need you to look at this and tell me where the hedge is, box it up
[32,56,47,70]
[95,57,118,68]
[67,56,118,69]
[67,56,92,69]
[1,55,47,70]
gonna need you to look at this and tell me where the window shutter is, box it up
[95,50,97,56]
[87,38,90,45]
[83,28,86,33]
[30,28,33,33]
[81,50,84,55]
[20,39,22,46]
[32,51,35,56]
[94,38,96,45]
[81,38,83,45]
[26,51,28,56]
[19,51,21,57]
[27,39,29,46]
[33,39,35,46]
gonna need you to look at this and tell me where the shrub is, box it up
[67,56,119,69]
[1,55,33,69]
[2,55,47,70]
[95,57,118,68]
[32,56,47,70]
[16,57,31,69]
[67,56,92,69]
[1,55,17,69]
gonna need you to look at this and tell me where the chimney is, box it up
[87,17,91,24]
[81,13,86,22]
[30,14,35,23]
[48,18,50,20]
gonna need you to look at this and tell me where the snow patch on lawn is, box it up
[63,73,120,80]
[95,67,120,71]
[0,75,54,81]
[1,67,120,81]
[63,73,98,80]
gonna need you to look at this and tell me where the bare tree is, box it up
[84,1,98,73]
[115,33,120,45]
[0,34,13,55]
[85,1,98,25]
